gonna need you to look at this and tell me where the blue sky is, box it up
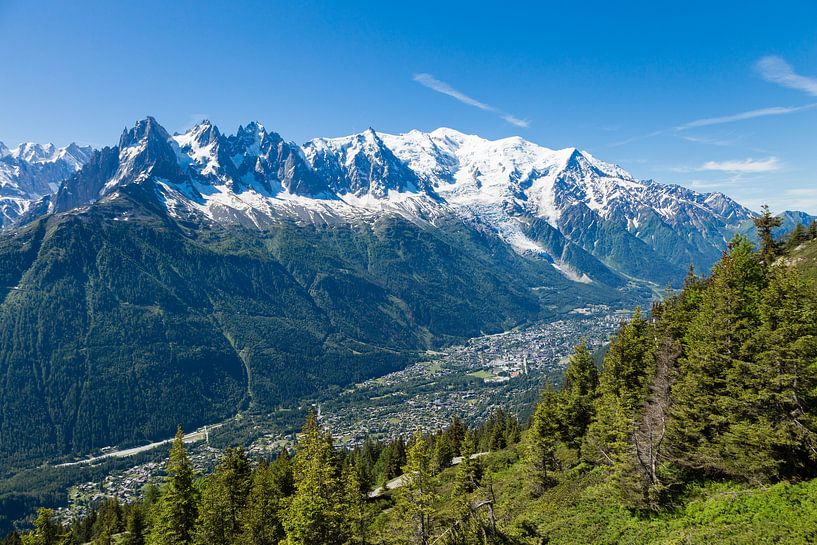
[1,0,816,212]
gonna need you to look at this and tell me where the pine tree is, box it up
[21,509,61,545]
[341,460,371,545]
[453,431,481,497]
[375,437,406,484]
[750,266,817,479]
[785,223,808,251]
[560,341,599,446]
[398,432,438,545]
[486,408,508,451]
[809,219,817,240]
[149,427,198,545]
[753,204,783,264]
[525,386,562,496]
[283,412,346,545]
[629,334,681,509]
[91,497,124,543]
[583,308,654,466]
[238,451,293,545]
[431,432,454,474]
[194,447,251,545]
[666,236,768,479]
[445,415,466,456]
[123,507,146,545]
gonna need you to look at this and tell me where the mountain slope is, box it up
[0,176,628,466]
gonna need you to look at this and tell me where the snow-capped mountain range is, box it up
[0,141,92,226]
[6,117,771,285]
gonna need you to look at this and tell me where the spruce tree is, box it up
[341,460,371,545]
[21,509,61,545]
[666,236,767,479]
[283,412,345,545]
[560,341,599,446]
[445,415,466,455]
[453,431,481,497]
[238,451,293,545]
[91,497,123,543]
[398,432,438,545]
[194,447,251,545]
[123,507,146,545]
[525,386,562,496]
[751,266,817,479]
[809,219,817,240]
[583,308,654,466]
[786,223,808,251]
[149,427,198,545]
[753,204,783,264]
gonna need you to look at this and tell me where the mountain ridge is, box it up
[9,117,787,288]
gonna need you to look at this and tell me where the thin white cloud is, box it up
[610,102,816,147]
[413,73,529,128]
[610,56,817,148]
[699,156,781,173]
[756,55,817,97]
[680,134,743,147]
[677,103,817,130]
[500,114,530,128]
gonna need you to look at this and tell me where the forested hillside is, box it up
[0,188,623,468]
[9,211,817,544]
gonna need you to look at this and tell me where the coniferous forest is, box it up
[6,213,817,545]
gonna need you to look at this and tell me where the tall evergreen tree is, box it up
[123,507,146,545]
[445,415,466,456]
[560,341,599,446]
[341,460,371,545]
[809,219,817,240]
[666,236,768,479]
[525,386,562,496]
[583,308,654,466]
[753,204,783,264]
[750,266,817,479]
[785,223,808,251]
[398,432,438,545]
[238,451,294,545]
[21,509,61,545]
[283,412,346,545]
[149,427,198,545]
[194,447,251,545]
[91,497,124,544]
[453,431,481,497]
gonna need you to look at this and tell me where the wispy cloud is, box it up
[611,55,817,148]
[677,104,817,130]
[680,134,743,147]
[756,55,817,97]
[413,73,529,128]
[698,156,781,173]
[609,102,816,147]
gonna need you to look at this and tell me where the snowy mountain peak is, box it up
[0,139,94,227]
[7,117,768,287]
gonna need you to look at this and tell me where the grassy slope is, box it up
[398,446,817,545]
[787,238,817,282]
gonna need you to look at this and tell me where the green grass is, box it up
[790,239,817,282]
[383,445,817,545]
[467,370,494,380]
